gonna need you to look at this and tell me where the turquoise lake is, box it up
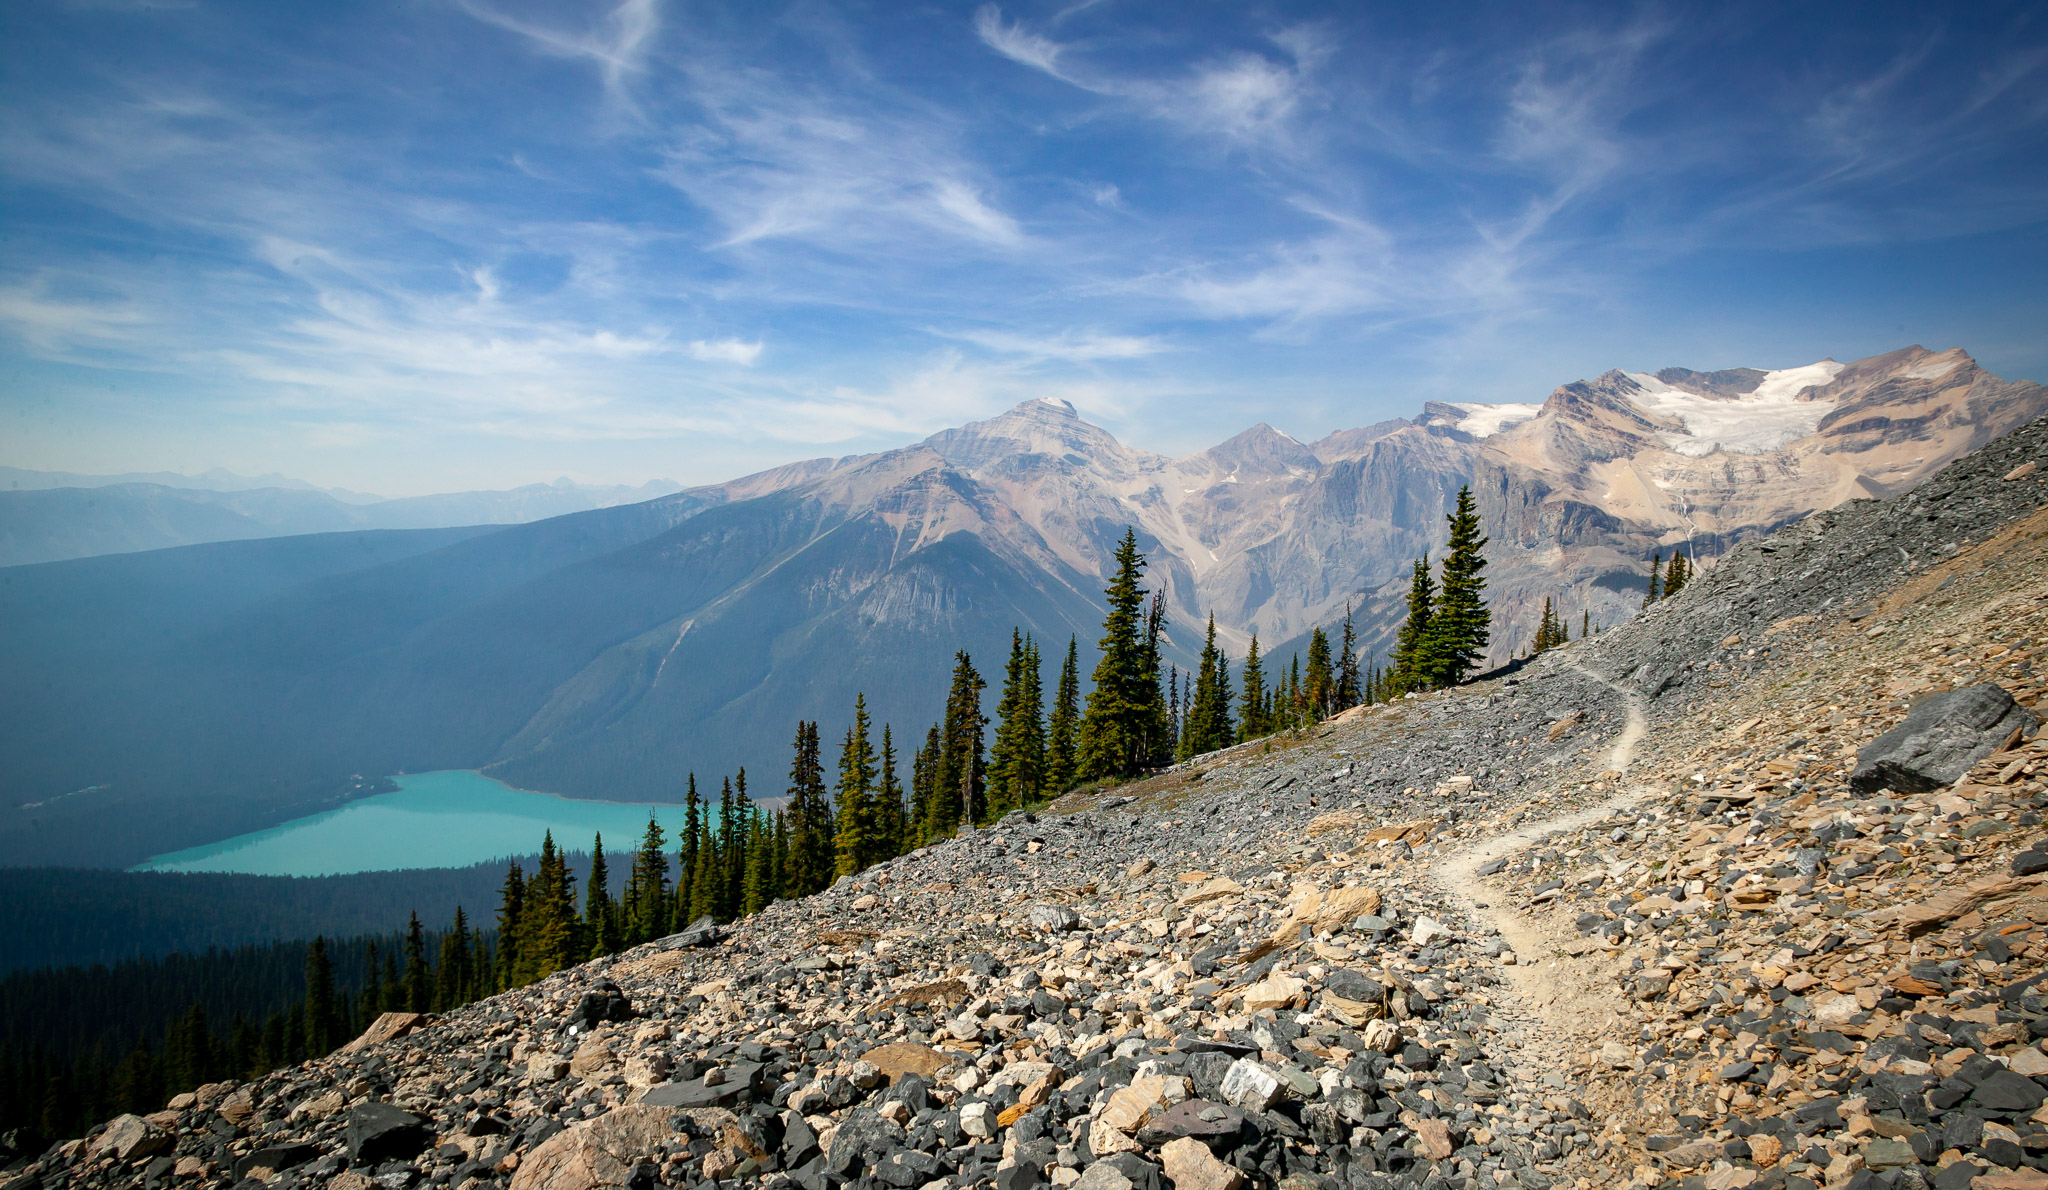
[134,771,684,877]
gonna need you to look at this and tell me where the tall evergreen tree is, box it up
[1179,613,1234,759]
[1392,554,1435,694]
[741,805,773,916]
[1337,604,1361,711]
[987,631,1047,817]
[1140,592,1172,767]
[1581,610,1591,639]
[1238,633,1268,741]
[783,723,834,898]
[1664,550,1690,598]
[492,861,523,990]
[1531,597,1562,653]
[932,653,988,836]
[1046,637,1081,792]
[834,696,878,876]
[401,913,430,1013]
[1420,485,1491,688]
[876,726,905,859]
[434,908,472,1008]
[1643,551,1663,606]
[360,941,385,1021]
[909,725,942,847]
[302,937,337,1057]
[518,833,579,980]
[584,834,615,959]
[623,816,669,946]
[725,769,750,917]
[1304,627,1335,720]
[673,776,701,929]
[1078,529,1161,780]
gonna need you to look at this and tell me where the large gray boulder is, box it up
[1850,683,2039,795]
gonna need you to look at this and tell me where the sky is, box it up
[2,1,2045,497]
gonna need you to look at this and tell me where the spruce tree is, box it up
[834,696,878,876]
[686,789,721,924]
[674,776,700,929]
[1392,554,1435,694]
[1046,637,1081,793]
[1420,486,1491,688]
[492,863,524,991]
[1581,610,1591,639]
[725,769,750,917]
[784,722,833,898]
[402,913,430,1013]
[1078,530,1159,780]
[435,908,472,1008]
[741,805,773,915]
[875,724,904,861]
[623,816,669,945]
[1337,604,1361,711]
[987,631,1046,817]
[1140,592,1172,767]
[1304,627,1334,720]
[909,725,941,846]
[1532,597,1560,652]
[360,942,385,1022]
[933,653,987,835]
[1664,550,1690,598]
[1643,551,1663,606]
[584,834,615,959]
[1180,613,1234,758]
[302,938,337,1057]
[1238,633,1267,741]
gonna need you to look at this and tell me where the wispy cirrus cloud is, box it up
[2,1,2045,491]
[687,337,763,365]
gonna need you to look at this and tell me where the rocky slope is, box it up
[18,420,2048,1190]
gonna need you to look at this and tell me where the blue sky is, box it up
[3,0,2045,496]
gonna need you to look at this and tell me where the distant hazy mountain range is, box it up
[0,470,684,566]
[2,344,2040,869]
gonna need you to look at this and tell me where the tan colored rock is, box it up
[166,1092,196,1111]
[859,1041,954,1081]
[852,894,879,910]
[173,1157,208,1178]
[1125,857,1155,878]
[341,1010,433,1054]
[1747,1133,1782,1167]
[570,1037,617,1081]
[1269,884,1382,945]
[1703,1168,1757,1190]
[329,1175,377,1190]
[528,1053,571,1083]
[1178,878,1245,906]
[89,1114,170,1163]
[1970,1169,2048,1190]
[1413,1117,1454,1160]
[1089,1116,1141,1156]
[2012,1049,2048,1078]
[1824,1152,1865,1185]
[217,1087,256,1125]
[1242,973,1307,1012]
[293,1089,346,1120]
[510,1104,674,1190]
[1160,1136,1246,1190]
[623,1053,671,1090]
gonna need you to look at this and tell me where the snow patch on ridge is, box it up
[1627,361,1846,457]
[1449,402,1543,438]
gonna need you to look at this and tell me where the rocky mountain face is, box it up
[668,345,2045,665]
[25,407,2048,1190]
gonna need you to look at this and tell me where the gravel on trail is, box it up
[15,417,2048,1190]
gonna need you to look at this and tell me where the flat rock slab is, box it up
[1851,682,2038,794]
